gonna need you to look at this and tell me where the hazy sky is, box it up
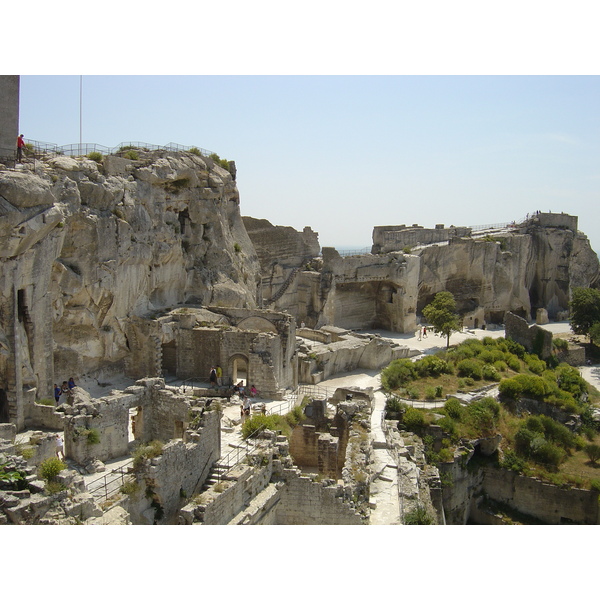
[19,74,600,252]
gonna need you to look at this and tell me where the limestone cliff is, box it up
[417,219,600,323]
[0,150,260,423]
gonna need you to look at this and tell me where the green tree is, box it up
[422,291,462,349]
[569,287,600,337]
[590,322,600,347]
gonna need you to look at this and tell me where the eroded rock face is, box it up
[0,151,260,427]
[417,222,600,323]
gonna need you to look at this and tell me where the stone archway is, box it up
[229,354,249,386]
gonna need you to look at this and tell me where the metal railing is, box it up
[85,458,134,502]
[180,376,233,393]
[336,246,372,257]
[12,139,216,160]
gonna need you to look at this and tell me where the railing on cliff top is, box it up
[20,139,216,159]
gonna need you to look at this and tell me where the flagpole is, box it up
[79,75,82,155]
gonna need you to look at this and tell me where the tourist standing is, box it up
[55,435,64,460]
[209,367,217,388]
[16,134,25,162]
[54,384,62,406]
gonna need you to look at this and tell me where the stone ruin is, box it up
[1,144,600,525]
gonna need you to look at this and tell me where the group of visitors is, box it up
[54,378,76,405]
[209,365,223,387]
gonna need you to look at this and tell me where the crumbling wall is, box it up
[129,408,221,524]
[480,466,599,524]
[372,223,471,254]
[505,311,553,358]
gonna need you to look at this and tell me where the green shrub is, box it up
[493,360,508,372]
[465,397,500,437]
[435,385,444,398]
[381,359,417,390]
[415,355,453,377]
[500,449,526,473]
[242,414,277,439]
[553,338,569,351]
[584,443,600,464]
[404,504,434,525]
[385,396,407,414]
[407,387,420,400]
[38,457,66,482]
[424,386,437,400]
[590,479,600,493]
[524,353,546,375]
[504,339,526,358]
[531,440,565,468]
[437,416,458,438]
[438,447,454,462]
[444,397,464,421]
[189,147,202,156]
[555,364,588,397]
[402,407,426,431]
[133,440,164,468]
[481,364,501,381]
[506,355,521,372]
[123,150,139,160]
[498,377,523,399]
[456,359,482,380]
[87,151,103,163]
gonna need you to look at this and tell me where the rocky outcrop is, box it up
[417,216,600,323]
[0,151,261,428]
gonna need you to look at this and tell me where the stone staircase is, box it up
[264,266,300,306]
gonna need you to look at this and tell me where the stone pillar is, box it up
[0,76,19,159]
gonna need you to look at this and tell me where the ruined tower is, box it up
[0,76,20,159]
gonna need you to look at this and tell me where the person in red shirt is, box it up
[17,134,25,162]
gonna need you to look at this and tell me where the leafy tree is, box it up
[422,292,462,349]
[569,287,600,337]
[590,323,600,347]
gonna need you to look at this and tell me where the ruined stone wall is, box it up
[531,212,578,232]
[274,473,364,525]
[0,76,19,158]
[289,425,341,478]
[480,466,599,524]
[505,311,553,358]
[372,224,471,253]
[132,409,221,524]
[64,395,133,464]
[189,461,274,525]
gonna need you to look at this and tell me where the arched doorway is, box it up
[229,354,249,386]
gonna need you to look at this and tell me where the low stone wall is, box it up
[556,346,586,367]
[274,473,363,525]
[481,465,599,524]
[439,450,600,524]
[25,402,65,431]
